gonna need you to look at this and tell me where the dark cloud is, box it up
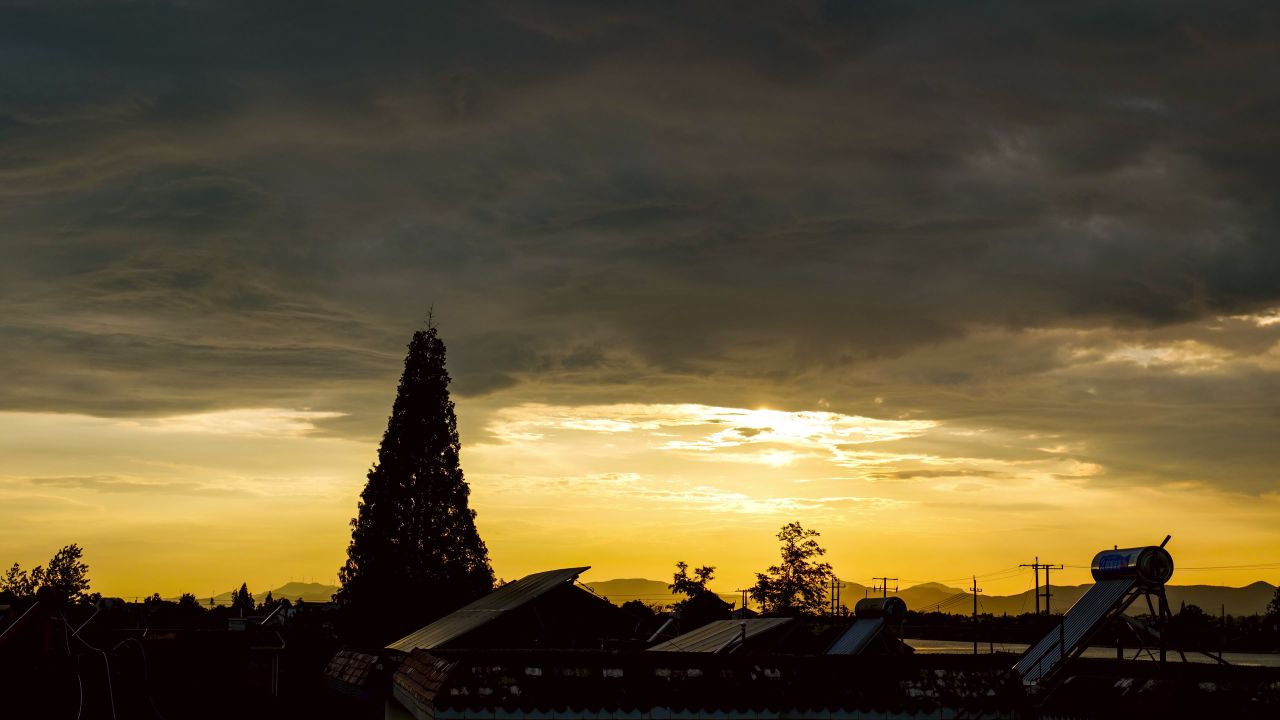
[2,1,1279,491]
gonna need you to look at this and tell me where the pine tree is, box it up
[337,322,494,640]
[231,582,255,615]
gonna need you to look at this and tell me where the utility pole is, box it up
[828,577,844,617]
[871,577,898,599]
[1020,558,1063,615]
[1042,563,1063,614]
[970,575,982,655]
[735,588,749,613]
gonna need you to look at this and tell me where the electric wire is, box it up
[61,611,117,720]
[112,636,170,720]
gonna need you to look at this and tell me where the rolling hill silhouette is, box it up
[182,577,1276,615]
[186,581,339,606]
[589,578,1278,616]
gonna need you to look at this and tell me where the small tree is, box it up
[231,583,255,615]
[749,522,834,615]
[2,545,89,603]
[178,593,202,611]
[1261,586,1280,634]
[669,561,716,600]
[41,544,90,604]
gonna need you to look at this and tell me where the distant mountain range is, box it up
[179,581,339,606]
[181,577,1276,616]
[584,578,741,607]
[586,578,1279,617]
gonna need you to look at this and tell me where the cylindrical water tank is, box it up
[1090,545,1174,584]
[854,596,908,621]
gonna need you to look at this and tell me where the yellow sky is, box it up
[4,393,1278,599]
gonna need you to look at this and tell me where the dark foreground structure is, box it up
[325,550,1280,720]
[5,546,1279,718]
[389,649,1025,720]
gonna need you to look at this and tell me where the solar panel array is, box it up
[825,617,886,655]
[647,618,792,653]
[1014,576,1137,685]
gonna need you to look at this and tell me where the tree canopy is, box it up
[336,322,494,640]
[0,544,90,604]
[749,522,833,615]
[669,561,716,599]
[231,582,255,615]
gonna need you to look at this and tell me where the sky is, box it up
[3,1,1279,600]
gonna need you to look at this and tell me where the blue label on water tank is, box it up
[1098,554,1125,571]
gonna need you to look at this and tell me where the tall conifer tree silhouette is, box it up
[337,320,494,639]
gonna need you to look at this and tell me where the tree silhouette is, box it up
[336,321,494,639]
[2,544,89,603]
[669,561,716,599]
[0,562,36,598]
[749,522,833,615]
[231,582,255,615]
[41,544,89,604]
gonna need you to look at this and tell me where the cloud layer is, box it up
[3,1,1280,591]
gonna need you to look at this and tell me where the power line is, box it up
[1063,561,1280,572]
[1178,562,1280,571]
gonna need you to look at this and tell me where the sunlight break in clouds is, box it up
[1103,341,1231,373]
[486,403,936,467]
[479,472,906,516]
[118,408,346,437]
[1228,307,1280,327]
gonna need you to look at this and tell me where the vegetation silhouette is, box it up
[336,319,494,643]
[669,561,716,599]
[665,560,732,630]
[231,582,255,615]
[0,543,91,605]
[750,522,834,615]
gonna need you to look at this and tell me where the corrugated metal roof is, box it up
[387,566,589,652]
[1015,576,1136,685]
[647,618,791,653]
[826,617,885,655]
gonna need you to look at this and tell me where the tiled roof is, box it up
[323,648,406,699]
[390,648,1026,717]
[392,649,458,719]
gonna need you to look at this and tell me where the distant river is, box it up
[905,638,1280,667]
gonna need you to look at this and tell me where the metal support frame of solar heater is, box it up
[1120,601,1232,667]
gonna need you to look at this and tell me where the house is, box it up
[326,567,631,701]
